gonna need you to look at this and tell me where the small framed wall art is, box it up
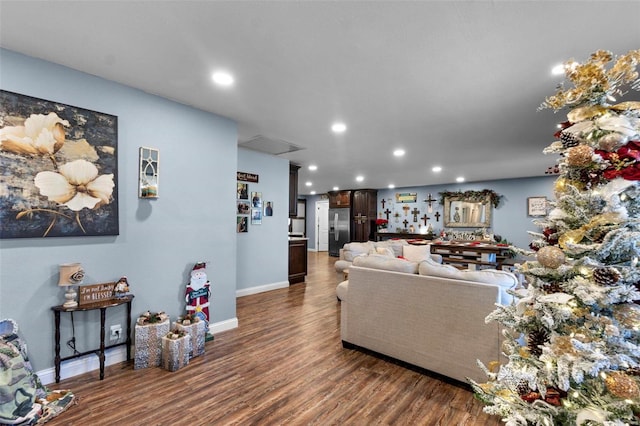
[527,196,547,217]
[139,147,159,198]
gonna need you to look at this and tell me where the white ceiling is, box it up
[1,1,639,195]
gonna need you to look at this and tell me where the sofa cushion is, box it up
[353,254,419,274]
[342,242,374,262]
[418,257,517,304]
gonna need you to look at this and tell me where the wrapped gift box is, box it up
[161,333,190,372]
[173,320,205,358]
[134,317,170,369]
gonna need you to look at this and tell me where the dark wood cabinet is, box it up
[288,238,307,284]
[328,190,351,208]
[289,164,300,217]
[351,189,377,242]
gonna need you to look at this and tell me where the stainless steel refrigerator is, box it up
[329,207,350,257]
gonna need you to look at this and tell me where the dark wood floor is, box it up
[49,252,502,425]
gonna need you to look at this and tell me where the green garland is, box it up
[438,189,502,208]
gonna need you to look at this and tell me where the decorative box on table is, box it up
[161,332,190,372]
[134,311,170,369]
[173,316,206,358]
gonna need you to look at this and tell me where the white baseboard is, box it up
[38,317,239,385]
[38,345,128,385]
[236,280,289,297]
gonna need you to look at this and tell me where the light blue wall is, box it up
[236,148,289,291]
[0,49,238,372]
[303,176,555,251]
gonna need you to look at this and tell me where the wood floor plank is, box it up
[49,251,501,425]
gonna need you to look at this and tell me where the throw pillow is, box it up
[369,247,395,258]
[402,244,432,262]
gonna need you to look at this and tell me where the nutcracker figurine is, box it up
[185,262,211,328]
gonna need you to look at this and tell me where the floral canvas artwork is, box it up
[0,91,118,238]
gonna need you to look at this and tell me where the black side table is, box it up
[51,295,134,383]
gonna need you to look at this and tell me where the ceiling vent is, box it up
[239,135,305,156]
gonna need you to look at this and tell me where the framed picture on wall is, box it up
[264,201,273,217]
[251,209,262,225]
[237,182,248,200]
[237,201,250,215]
[0,90,119,239]
[527,196,547,217]
[251,191,262,208]
[237,216,248,233]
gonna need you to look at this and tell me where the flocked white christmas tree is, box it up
[471,49,640,425]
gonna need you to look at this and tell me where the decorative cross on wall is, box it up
[402,219,409,229]
[402,204,410,216]
[411,208,420,222]
[354,213,367,224]
[434,211,441,222]
[381,199,386,209]
[424,193,436,213]
[384,208,391,220]
[421,214,430,226]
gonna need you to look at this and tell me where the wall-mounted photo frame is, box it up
[527,196,548,217]
[139,147,159,199]
[251,209,262,225]
[251,191,262,208]
[237,216,248,233]
[0,90,119,238]
[237,201,250,215]
[237,183,248,200]
[264,201,273,217]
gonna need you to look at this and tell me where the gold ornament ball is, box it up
[537,246,565,269]
[567,145,594,167]
[605,372,640,399]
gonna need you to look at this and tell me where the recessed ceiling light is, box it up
[551,64,565,75]
[310,191,316,195]
[432,166,442,173]
[211,71,234,86]
[305,181,312,187]
[333,186,339,191]
[331,122,347,133]
[388,184,395,189]
[355,175,364,182]
[393,149,405,157]
[456,176,465,183]
[308,165,318,171]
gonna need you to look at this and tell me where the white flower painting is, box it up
[0,91,118,238]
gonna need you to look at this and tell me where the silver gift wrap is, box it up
[161,335,190,372]
[134,318,170,369]
[173,320,206,358]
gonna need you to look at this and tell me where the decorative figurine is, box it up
[185,262,211,328]
[114,276,130,297]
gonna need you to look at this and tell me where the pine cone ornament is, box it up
[542,281,563,293]
[516,381,531,396]
[560,131,581,148]
[528,329,549,357]
[593,267,621,286]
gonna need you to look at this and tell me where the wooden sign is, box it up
[79,282,116,305]
[237,171,259,183]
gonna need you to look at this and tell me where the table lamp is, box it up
[58,263,84,308]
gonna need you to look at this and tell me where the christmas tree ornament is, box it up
[537,245,565,268]
[560,131,581,148]
[593,267,621,286]
[567,105,607,122]
[527,328,549,356]
[567,145,594,167]
[598,132,627,151]
[554,177,569,194]
[605,371,640,399]
[559,228,585,248]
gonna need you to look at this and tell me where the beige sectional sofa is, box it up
[337,255,517,384]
